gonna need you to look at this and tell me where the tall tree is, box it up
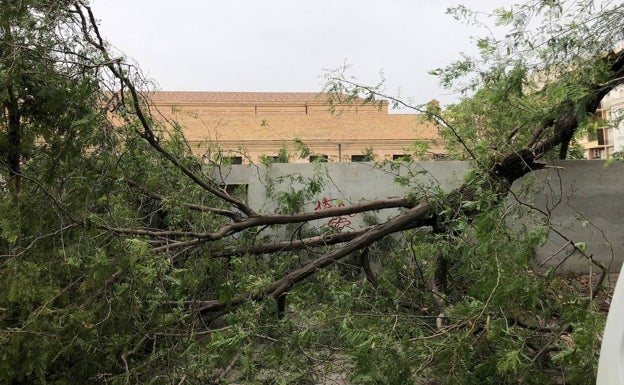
[0,0,99,193]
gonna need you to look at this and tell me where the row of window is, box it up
[223,154,425,165]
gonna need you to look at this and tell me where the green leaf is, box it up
[575,242,587,253]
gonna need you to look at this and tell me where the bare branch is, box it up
[324,76,480,162]
[72,2,256,217]
[123,178,245,222]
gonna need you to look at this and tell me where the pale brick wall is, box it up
[148,91,445,163]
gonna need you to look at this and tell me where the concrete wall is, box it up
[518,160,624,272]
[219,160,624,272]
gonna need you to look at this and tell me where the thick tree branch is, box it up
[214,226,375,258]
[531,50,624,159]
[197,48,624,311]
[107,197,414,247]
[199,201,434,312]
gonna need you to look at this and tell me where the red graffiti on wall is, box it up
[313,197,356,232]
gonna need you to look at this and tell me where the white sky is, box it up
[91,1,515,107]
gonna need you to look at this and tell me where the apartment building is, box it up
[581,86,624,159]
[147,91,444,164]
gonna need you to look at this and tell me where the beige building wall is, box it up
[148,91,445,164]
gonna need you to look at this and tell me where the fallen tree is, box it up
[1,0,623,383]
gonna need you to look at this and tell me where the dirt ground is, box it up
[560,272,619,313]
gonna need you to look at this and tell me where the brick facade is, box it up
[148,91,445,163]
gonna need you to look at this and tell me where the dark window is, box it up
[351,155,366,162]
[224,156,243,165]
[224,184,248,202]
[310,154,328,162]
[597,129,605,146]
[433,153,449,160]
[392,154,411,161]
[270,156,287,163]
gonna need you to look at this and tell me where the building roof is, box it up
[147,91,332,104]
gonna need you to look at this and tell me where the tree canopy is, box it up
[1,1,623,384]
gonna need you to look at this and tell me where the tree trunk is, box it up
[5,85,21,193]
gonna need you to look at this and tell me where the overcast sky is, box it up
[91,1,515,106]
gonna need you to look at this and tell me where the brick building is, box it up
[148,91,444,164]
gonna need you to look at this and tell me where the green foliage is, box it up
[293,137,311,159]
[0,1,615,384]
[260,144,291,165]
[362,146,375,161]
[566,139,587,159]
[437,0,624,161]
[272,168,326,214]
[612,150,624,161]
[276,145,290,163]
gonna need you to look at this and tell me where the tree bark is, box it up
[5,85,21,193]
